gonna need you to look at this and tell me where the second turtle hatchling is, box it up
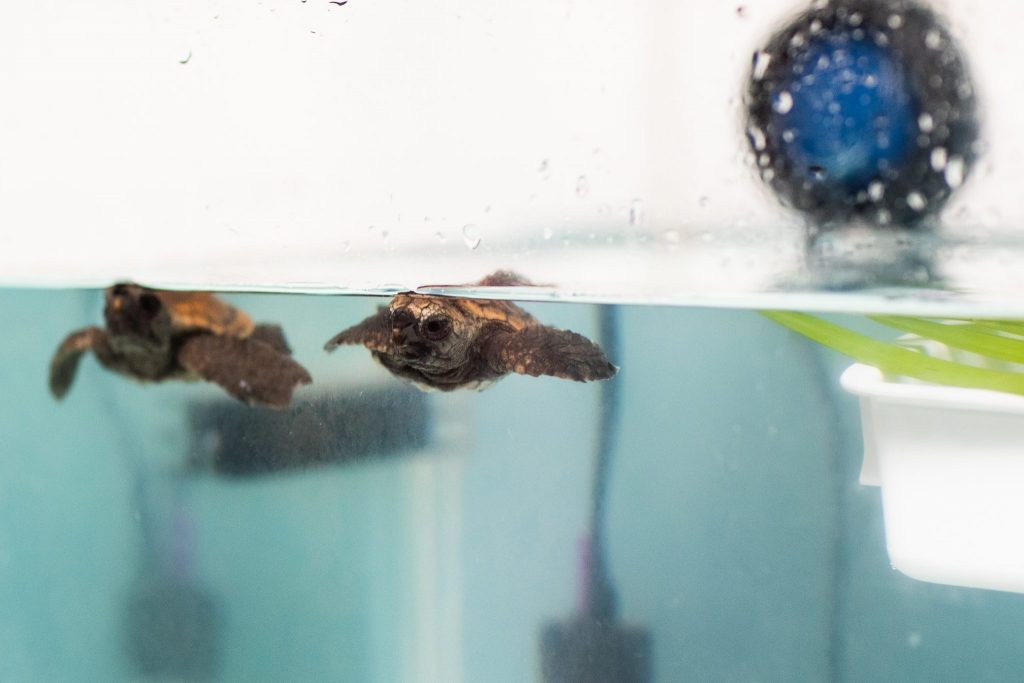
[50,284,312,408]
[324,271,617,391]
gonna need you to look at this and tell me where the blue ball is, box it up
[774,35,915,189]
[746,0,978,227]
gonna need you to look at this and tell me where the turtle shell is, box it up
[155,290,255,338]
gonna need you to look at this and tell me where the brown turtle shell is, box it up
[156,290,256,338]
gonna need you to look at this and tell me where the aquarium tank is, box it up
[4,0,1024,681]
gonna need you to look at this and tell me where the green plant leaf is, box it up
[762,311,1024,396]
[869,316,1024,364]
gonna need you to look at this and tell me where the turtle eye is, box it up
[421,316,452,341]
[138,293,161,316]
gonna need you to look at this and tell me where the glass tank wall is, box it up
[3,290,1024,682]
[5,0,1024,680]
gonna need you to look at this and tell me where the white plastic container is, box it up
[842,362,1024,593]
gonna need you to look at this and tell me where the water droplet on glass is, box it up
[907,192,927,211]
[342,240,351,253]
[699,195,710,208]
[538,159,550,178]
[918,113,934,133]
[629,199,644,227]
[773,90,794,114]
[930,147,948,171]
[462,224,481,250]
[575,175,590,197]
[367,224,375,232]
[381,229,390,240]
[782,129,796,143]
[434,231,447,244]
[868,180,885,202]
[752,51,772,80]
[847,12,863,26]
[887,14,904,29]
[924,30,941,50]
[945,156,966,188]
[542,226,554,240]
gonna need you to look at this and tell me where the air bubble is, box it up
[930,147,948,171]
[542,226,554,240]
[461,224,481,250]
[887,14,904,29]
[924,30,941,50]
[945,156,965,188]
[752,51,773,80]
[773,91,794,114]
[868,180,885,202]
[918,113,934,132]
[907,192,927,211]
[663,229,681,244]
[747,126,767,151]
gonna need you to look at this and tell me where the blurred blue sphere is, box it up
[746,0,978,227]
[773,36,915,189]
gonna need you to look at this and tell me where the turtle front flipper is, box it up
[249,324,293,355]
[482,325,618,382]
[49,326,114,399]
[177,334,312,409]
[324,307,392,353]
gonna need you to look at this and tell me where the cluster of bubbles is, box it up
[745,0,978,228]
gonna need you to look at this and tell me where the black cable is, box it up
[586,304,622,621]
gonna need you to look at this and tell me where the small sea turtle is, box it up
[324,271,617,391]
[50,284,312,408]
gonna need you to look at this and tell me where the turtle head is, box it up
[104,284,174,343]
[386,294,481,372]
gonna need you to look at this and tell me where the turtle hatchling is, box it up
[324,271,617,391]
[50,284,312,408]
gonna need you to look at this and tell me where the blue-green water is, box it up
[2,289,1024,682]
